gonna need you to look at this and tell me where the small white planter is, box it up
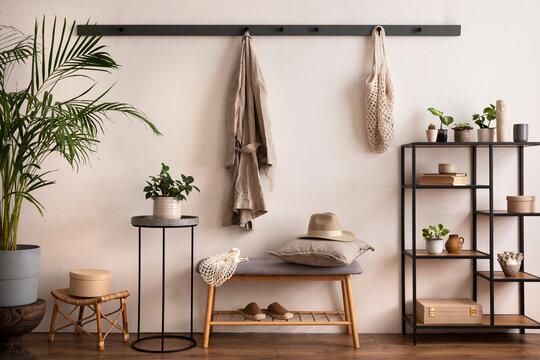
[153,197,182,219]
[477,128,495,142]
[426,129,437,142]
[425,238,444,254]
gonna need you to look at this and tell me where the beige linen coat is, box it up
[224,32,276,230]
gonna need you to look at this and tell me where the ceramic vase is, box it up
[425,238,444,254]
[477,128,495,142]
[153,196,182,219]
[426,129,437,142]
[497,251,523,277]
[445,234,464,254]
[496,100,509,142]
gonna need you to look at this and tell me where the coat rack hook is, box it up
[118,26,124,32]
[313,26,320,32]
[376,26,382,34]
[244,26,249,32]
[416,27,423,33]
[278,26,284,32]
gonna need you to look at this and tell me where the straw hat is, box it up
[296,212,355,242]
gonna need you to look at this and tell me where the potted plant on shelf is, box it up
[0,19,160,308]
[144,163,200,219]
[422,224,450,254]
[473,104,496,142]
[427,108,454,142]
[425,122,437,142]
[452,122,474,142]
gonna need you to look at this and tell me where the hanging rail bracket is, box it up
[77,24,460,37]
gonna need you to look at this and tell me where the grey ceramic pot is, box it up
[0,245,41,307]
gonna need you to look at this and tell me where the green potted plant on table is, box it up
[425,122,437,142]
[0,19,160,307]
[452,122,474,142]
[422,224,450,254]
[473,104,496,142]
[144,163,199,219]
[427,108,454,142]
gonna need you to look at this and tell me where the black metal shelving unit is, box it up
[400,142,540,345]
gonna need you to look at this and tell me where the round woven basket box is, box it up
[69,269,111,297]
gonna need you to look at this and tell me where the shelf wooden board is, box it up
[477,271,540,282]
[402,142,540,148]
[210,310,350,326]
[406,314,540,328]
[404,250,490,259]
[402,184,489,189]
[476,210,540,216]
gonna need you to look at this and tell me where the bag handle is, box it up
[371,26,388,72]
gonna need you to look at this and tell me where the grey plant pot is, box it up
[0,245,41,307]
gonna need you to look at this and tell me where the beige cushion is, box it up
[268,239,374,267]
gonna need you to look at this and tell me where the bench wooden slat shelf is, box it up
[209,310,350,326]
[198,258,363,349]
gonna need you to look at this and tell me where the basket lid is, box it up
[70,269,111,281]
[506,196,535,201]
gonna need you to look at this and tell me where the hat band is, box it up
[307,230,342,237]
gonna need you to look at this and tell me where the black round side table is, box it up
[130,215,198,353]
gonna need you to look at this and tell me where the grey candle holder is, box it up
[513,124,529,142]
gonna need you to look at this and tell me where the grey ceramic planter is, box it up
[0,245,41,307]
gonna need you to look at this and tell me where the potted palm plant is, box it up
[427,107,453,142]
[0,19,160,307]
[144,163,199,219]
[473,104,496,142]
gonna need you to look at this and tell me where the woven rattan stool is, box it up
[48,288,130,351]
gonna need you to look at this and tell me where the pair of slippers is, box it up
[238,302,293,321]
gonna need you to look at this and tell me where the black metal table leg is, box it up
[131,217,198,353]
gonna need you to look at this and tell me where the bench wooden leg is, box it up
[75,306,85,335]
[95,303,104,351]
[209,287,216,335]
[345,275,359,348]
[48,299,59,343]
[121,298,129,341]
[203,285,216,349]
[341,279,352,335]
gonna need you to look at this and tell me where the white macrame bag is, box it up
[365,26,394,154]
[199,248,248,287]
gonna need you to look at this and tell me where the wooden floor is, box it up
[19,332,540,359]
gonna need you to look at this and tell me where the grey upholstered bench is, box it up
[197,257,363,348]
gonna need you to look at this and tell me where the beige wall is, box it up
[2,0,539,333]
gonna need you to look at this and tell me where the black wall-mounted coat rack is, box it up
[76,24,461,37]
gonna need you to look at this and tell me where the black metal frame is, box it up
[400,142,540,345]
[76,24,461,37]
[131,221,197,353]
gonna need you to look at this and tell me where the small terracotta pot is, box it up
[425,238,444,254]
[153,196,182,219]
[426,129,437,142]
[454,129,471,142]
[445,234,464,254]
[477,128,495,142]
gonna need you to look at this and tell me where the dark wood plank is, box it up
[20,332,540,359]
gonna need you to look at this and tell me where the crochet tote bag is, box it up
[365,26,394,154]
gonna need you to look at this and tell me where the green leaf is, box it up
[441,116,454,126]
[145,192,152,199]
[427,107,443,116]
[472,114,479,120]
[143,185,152,192]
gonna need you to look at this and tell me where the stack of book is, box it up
[419,173,468,186]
